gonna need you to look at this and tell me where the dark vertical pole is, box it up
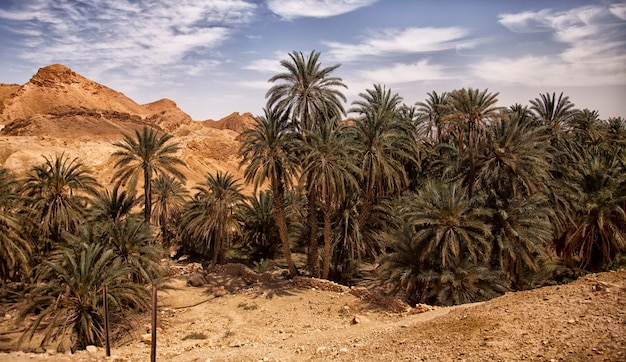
[103,285,111,357]
[151,283,157,362]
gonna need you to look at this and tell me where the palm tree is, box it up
[266,50,347,132]
[22,153,99,249]
[300,120,360,278]
[106,215,163,284]
[266,50,347,274]
[151,174,188,246]
[111,126,186,223]
[475,109,553,198]
[447,88,500,198]
[239,108,300,276]
[347,85,419,252]
[0,167,32,286]
[403,180,492,267]
[19,241,150,351]
[236,190,281,262]
[179,171,243,267]
[416,91,450,142]
[88,185,138,224]
[556,148,626,271]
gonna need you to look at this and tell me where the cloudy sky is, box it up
[1,0,625,120]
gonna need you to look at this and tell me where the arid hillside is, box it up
[0,64,254,188]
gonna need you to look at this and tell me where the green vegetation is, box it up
[1,52,625,352]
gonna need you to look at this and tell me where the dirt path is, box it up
[1,266,624,361]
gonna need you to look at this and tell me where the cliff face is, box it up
[0,64,194,137]
[0,64,255,193]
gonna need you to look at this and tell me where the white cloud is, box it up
[357,59,452,84]
[243,58,285,73]
[0,0,257,81]
[267,0,377,19]
[610,3,626,20]
[490,4,626,88]
[324,27,470,62]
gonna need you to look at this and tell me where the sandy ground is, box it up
[0,263,624,362]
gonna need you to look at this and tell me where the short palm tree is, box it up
[239,108,300,276]
[300,120,360,278]
[111,126,186,223]
[236,190,281,261]
[0,167,32,286]
[88,185,138,224]
[415,90,450,142]
[151,174,188,246]
[22,153,99,249]
[179,171,243,267]
[19,240,150,351]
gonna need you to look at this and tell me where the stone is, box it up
[85,345,97,353]
[141,333,152,344]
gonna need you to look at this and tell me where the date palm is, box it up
[180,171,243,267]
[151,174,188,246]
[0,167,32,286]
[88,185,138,224]
[266,50,347,132]
[23,153,99,249]
[111,127,186,223]
[239,108,300,276]
[447,88,500,198]
[416,91,450,142]
[556,149,626,271]
[19,240,150,351]
[300,120,359,278]
[236,190,281,261]
[476,109,553,198]
[347,85,419,253]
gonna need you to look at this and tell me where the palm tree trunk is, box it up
[273,181,298,276]
[468,122,476,199]
[321,208,333,279]
[144,165,152,224]
[306,188,320,277]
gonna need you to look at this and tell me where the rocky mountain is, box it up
[0,64,254,189]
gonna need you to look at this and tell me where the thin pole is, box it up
[151,283,157,362]
[103,285,111,357]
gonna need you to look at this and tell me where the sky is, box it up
[0,0,625,121]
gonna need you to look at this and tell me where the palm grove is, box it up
[1,50,625,350]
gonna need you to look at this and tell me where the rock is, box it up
[214,286,228,297]
[141,333,152,344]
[339,347,349,354]
[316,346,327,354]
[85,345,97,353]
[351,315,369,325]
[187,271,208,287]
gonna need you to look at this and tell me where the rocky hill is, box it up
[0,64,253,189]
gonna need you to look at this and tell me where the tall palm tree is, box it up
[239,108,300,276]
[556,149,626,271]
[151,174,188,246]
[266,50,347,274]
[476,109,553,198]
[447,88,500,198]
[0,167,32,286]
[111,127,186,223]
[266,50,347,132]
[22,153,99,249]
[347,85,419,251]
[416,91,450,142]
[300,120,360,278]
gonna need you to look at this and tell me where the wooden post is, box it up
[103,285,111,357]
[151,284,157,362]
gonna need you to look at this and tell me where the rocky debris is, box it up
[85,345,97,354]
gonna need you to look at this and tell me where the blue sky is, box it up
[0,0,625,120]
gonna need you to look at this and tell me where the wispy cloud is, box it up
[267,0,377,20]
[485,4,626,87]
[0,0,257,83]
[357,59,453,84]
[324,27,471,62]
